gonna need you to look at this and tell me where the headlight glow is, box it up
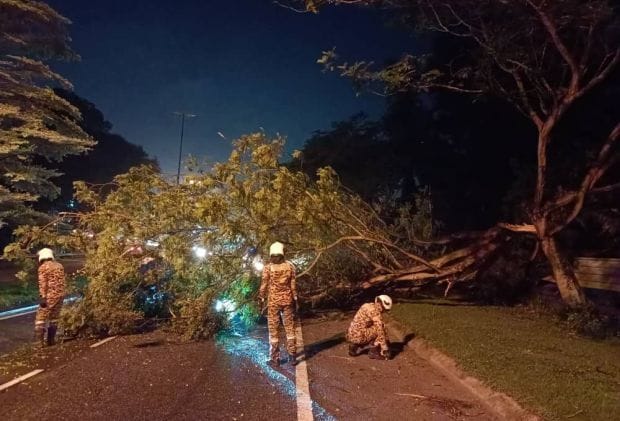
[192,246,207,259]
[252,257,264,272]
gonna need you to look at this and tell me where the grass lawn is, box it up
[392,300,620,421]
[0,282,38,310]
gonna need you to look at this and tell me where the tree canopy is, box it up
[0,0,94,227]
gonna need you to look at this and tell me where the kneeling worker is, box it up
[347,295,392,360]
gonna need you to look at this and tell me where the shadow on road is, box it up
[302,330,416,361]
[303,332,346,360]
[133,339,165,348]
[389,333,416,358]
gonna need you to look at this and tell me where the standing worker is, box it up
[34,248,66,347]
[259,241,298,367]
[347,295,392,360]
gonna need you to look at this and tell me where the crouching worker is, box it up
[34,248,66,347]
[347,295,392,360]
[259,241,298,367]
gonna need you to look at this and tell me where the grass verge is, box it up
[0,282,38,311]
[392,300,620,421]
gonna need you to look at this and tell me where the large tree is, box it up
[0,0,93,227]
[288,0,620,307]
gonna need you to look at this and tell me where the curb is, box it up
[386,316,540,421]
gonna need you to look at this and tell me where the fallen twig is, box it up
[396,392,427,399]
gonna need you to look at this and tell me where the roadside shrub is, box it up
[561,304,618,339]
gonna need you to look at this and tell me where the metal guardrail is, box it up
[0,296,80,321]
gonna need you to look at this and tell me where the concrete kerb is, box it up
[385,315,541,421]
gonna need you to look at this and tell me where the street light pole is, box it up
[174,112,196,185]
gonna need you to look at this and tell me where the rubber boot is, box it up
[47,323,58,346]
[34,325,46,348]
[368,346,384,360]
[348,343,361,357]
[268,344,279,367]
[286,339,297,365]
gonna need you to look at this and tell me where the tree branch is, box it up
[527,0,581,96]
[580,49,620,96]
[498,223,537,234]
[547,122,620,235]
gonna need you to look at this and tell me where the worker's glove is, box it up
[39,297,47,308]
[380,348,391,360]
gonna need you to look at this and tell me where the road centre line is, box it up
[90,336,117,348]
[295,320,314,421]
[0,369,44,392]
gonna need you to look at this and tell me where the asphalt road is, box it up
[0,316,498,421]
[0,313,35,356]
[1,331,298,421]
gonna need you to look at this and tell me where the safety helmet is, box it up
[375,294,393,311]
[269,241,284,256]
[37,248,55,262]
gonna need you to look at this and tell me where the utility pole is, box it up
[174,112,196,185]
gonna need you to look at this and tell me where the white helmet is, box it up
[375,294,393,311]
[37,248,55,262]
[269,241,284,256]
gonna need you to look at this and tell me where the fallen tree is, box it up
[4,134,539,336]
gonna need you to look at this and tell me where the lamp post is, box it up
[174,112,196,185]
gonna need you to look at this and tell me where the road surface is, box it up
[0,315,498,420]
[0,313,35,356]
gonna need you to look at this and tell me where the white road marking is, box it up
[0,369,44,392]
[295,320,314,421]
[90,336,117,348]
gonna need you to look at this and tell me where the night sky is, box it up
[47,0,414,175]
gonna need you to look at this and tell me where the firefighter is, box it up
[347,295,392,360]
[34,248,66,347]
[259,241,298,367]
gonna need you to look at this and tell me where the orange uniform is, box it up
[260,261,297,363]
[35,260,66,325]
[346,302,389,352]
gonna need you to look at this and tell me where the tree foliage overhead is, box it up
[0,0,94,226]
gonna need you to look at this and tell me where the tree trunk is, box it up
[539,235,586,307]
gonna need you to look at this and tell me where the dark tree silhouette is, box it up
[50,89,159,207]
